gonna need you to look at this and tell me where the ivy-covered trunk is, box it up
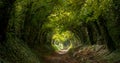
[0,0,15,44]
[0,0,42,63]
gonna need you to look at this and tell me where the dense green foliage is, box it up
[0,0,120,63]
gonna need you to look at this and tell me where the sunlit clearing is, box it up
[51,30,73,54]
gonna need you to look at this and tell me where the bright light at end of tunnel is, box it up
[51,30,73,54]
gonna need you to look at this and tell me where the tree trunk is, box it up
[87,23,95,45]
[0,0,42,63]
[0,0,15,43]
[97,16,116,51]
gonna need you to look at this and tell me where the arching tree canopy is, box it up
[0,0,120,63]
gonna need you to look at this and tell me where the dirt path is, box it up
[42,45,109,63]
[43,52,78,63]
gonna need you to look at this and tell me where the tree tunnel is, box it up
[0,0,120,63]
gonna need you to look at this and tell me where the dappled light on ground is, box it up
[56,49,69,54]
